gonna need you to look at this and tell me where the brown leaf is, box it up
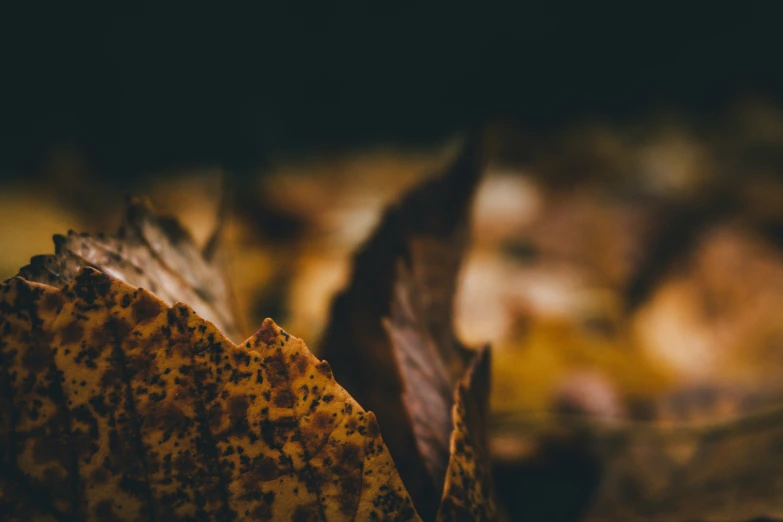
[0,268,420,521]
[17,197,242,342]
[384,253,463,493]
[385,247,495,521]
[320,133,495,520]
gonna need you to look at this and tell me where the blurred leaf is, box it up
[385,247,496,521]
[321,134,496,520]
[17,197,242,341]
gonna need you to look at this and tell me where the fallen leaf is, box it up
[1,132,496,520]
[321,133,496,520]
[0,268,420,520]
[384,247,496,521]
[17,197,242,342]
[384,253,465,494]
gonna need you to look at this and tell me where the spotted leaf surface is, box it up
[0,268,419,521]
[437,348,494,522]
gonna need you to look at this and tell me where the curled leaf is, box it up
[321,133,495,520]
[384,253,461,492]
[386,246,495,521]
[17,197,241,341]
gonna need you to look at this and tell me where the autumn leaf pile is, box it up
[0,137,493,520]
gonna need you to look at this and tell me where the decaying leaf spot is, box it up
[0,268,420,521]
[0,278,72,517]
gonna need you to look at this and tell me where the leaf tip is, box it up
[252,318,280,348]
[364,410,382,440]
[171,302,194,318]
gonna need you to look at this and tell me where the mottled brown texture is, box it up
[0,278,73,517]
[122,300,227,520]
[320,134,486,520]
[437,348,495,522]
[17,197,241,341]
[0,281,64,522]
[184,311,419,521]
[52,270,153,521]
[0,267,420,521]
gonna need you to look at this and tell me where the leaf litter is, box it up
[0,135,494,521]
[4,107,783,520]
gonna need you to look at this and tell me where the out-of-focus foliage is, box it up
[0,140,496,521]
[319,136,495,520]
[3,97,783,520]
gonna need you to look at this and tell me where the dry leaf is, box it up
[321,134,496,520]
[385,250,495,521]
[1,134,496,521]
[0,268,419,520]
[17,197,241,342]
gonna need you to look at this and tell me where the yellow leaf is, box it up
[0,269,419,521]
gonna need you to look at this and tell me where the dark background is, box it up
[1,4,781,180]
